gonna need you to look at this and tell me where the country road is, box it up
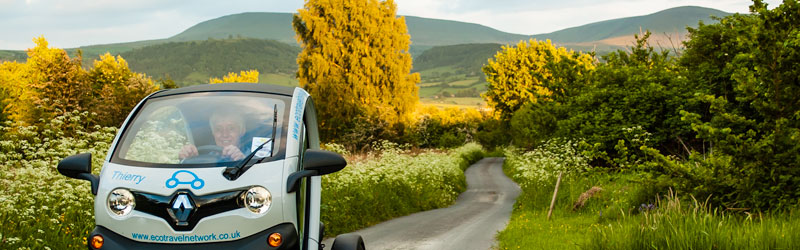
[323,157,520,250]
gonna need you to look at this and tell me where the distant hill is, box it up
[168,13,298,44]
[2,6,731,60]
[535,6,731,48]
[1,5,734,90]
[119,38,299,85]
[0,50,26,62]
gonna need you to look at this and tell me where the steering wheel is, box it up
[180,145,224,164]
[197,145,224,156]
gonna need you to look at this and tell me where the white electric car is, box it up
[57,83,365,250]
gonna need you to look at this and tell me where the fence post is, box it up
[547,172,563,220]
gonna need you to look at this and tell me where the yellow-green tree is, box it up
[209,69,259,84]
[293,0,420,142]
[2,37,159,128]
[12,37,92,125]
[482,39,595,119]
[0,61,29,124]
[88,53,159,127]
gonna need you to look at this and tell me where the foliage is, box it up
[87,53,160,127]
[498,142,800,250]
[556,32,698,167]
[0,38,159,129]
[0,111,117,249]
[474,116,511,150]
[482,39,595,119]
[409,105,483,148]
[509,102,558,149]
[670,0,800,210]
[209,69,260,84]
[0,61,27,125]
[321,142,485,235]
[503,139,590,188]
[293,0,420,142]
[13,37,92,125]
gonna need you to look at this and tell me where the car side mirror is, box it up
[57,153,99,195]
[287,149,347,193]
[303,149,347,175]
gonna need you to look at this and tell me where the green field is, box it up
[420,97,485,109]
[260,73,299,86]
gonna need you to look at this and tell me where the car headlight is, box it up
[241,186,271,214]
[108,188,135,217]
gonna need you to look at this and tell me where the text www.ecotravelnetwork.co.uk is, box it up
[131,230,241,242]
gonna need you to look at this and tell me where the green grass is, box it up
[497,143,800,250]
[418,82,442,87]
[418,86,443,98]
[448,78,479,87]
[260,73,298,87]
[420,97,485,109]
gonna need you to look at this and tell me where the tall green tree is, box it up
[680,0,800,209]
[293,0,420,142]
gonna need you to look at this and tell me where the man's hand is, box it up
[222,145,245,161]
[179,144,198,160]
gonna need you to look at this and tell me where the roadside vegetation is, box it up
[493,1,800,249]
[321,142,485,235]
[0,111,488,248]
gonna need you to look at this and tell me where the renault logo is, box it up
[168,193,194,226]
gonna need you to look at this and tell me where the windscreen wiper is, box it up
[223,104,279,180]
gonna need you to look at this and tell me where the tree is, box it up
[0,61,28,124]
[209,69,259,84]
[87,53,160,127]
[293,0,420,142]
[679,0,800,209]
[2,38,159,128]
[555,32,696,165]
[16,37,92,125]
[482,39,595,119]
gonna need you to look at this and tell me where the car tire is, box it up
[331,234,365,250]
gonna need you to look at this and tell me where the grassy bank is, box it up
[321,142,486,236]
[496,140,800,250]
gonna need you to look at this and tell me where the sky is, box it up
[0,0,783,50]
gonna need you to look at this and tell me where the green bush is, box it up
[674,0,800,210]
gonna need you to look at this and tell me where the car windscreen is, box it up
[111,91,288,167]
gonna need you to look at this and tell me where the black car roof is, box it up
[150,83,297,98]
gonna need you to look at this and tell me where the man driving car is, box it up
[179,111,247,161]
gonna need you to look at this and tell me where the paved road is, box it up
[323,157,520,250]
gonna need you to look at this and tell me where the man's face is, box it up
[212,119,243,147]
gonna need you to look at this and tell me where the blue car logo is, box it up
[165,170,204,189]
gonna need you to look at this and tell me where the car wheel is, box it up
[331,234,365,250]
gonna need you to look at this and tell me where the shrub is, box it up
[320,143,485,235]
